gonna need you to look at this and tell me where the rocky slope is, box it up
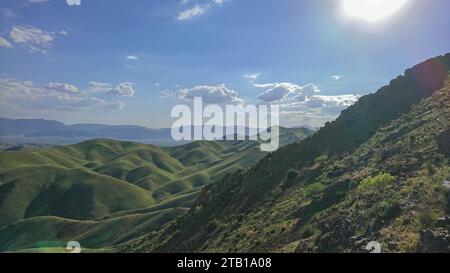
[125,53,450,253]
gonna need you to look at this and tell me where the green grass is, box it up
[0,127,311,252]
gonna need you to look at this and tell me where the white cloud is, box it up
[165,84,245,104]
[9,25,54,54]
[46,82,82,94]
[110,82,136,97]
[279,94,360,127]
[177,5,205,21]
[89,81,136,97]
[255,81,361,127]
[29,0,50,3]
[0,78,124,115]
[89,81,113,93]
[10,26,53,46]
[0,37,14,48]
[284,94,360,112]
[212,0,226,5]
[255,82,320,102]
[243,73,261,82]
[175,0,227,21]
[127,55,139,61]
[66,0,81,6]
[332,75,343,80]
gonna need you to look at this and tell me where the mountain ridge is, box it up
[125,53,450,253]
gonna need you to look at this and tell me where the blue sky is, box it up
[0,0,449,128]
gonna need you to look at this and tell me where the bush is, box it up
[418,210,437,229]
[299,224,315,239]
[424,161,436,175]
[358,173,396,193]
[287,169,299,179]
[207,220,221,233]
[314,155,328,164]
[305,183,325,197]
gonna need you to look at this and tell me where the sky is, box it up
[0,0,449,128]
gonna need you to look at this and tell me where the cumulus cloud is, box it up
[255,82,320,102]
[283,94,360,112]
[0,37,13,48]
[10,26,53,45]
[89,81,136,97]
[46,82,81,94]
[279,94,360,127]
[255,81,361,127]
[110,82,136,97]
[164,84,245,104]
[8,25,67,54]
[0,78,124,115]
[89,81,113,93]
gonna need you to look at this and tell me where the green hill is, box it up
[125,53,450,253]
[0,127,312,252]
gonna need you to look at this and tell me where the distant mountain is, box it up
[0,118,176,146]
[0,118,315,147]
[125,54,450,253]
[0,127,313,252]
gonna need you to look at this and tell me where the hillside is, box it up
[125,54,450,253]
[0,127,312,252]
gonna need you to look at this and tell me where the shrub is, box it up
[358,173,396,193]
[287,169,299,179]
[299,224,315,239]
[314,155,329,164]
[305,183,325,197]
[424,161,436,175]
[207,220,221,233]
[418,210,437,229]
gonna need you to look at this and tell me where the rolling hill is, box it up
[124,54,450,253]
[0,127,313,252]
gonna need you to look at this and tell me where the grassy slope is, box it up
[125,54,450,253]
[0,128,312,252]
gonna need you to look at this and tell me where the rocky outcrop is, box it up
[419,216,450,253]
[437,129,450,156]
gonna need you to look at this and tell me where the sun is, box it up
[342,0,409,22]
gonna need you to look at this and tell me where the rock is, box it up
[443,180,450,189]
[419,229,450,253]
[436,217,447,228]
[388,239,397,251]
[317,232,333,251]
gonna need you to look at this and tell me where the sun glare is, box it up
[342,0,409,22]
